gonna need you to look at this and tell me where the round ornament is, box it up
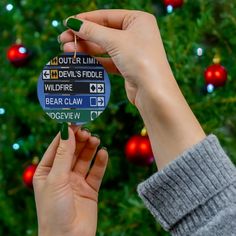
[7,43,30,67]
[125,135,154,166]
[204,64,227,87]
[37,52,111,125]
[23,164,37,187]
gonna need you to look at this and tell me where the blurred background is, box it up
[1,0,236,235]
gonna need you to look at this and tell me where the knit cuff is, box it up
[137,135,236,233]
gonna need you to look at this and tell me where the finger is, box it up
[65,17,120,50]
[59,30,87,43]
[59,29,75,43]
[63,42,120,74]
[75,9,132,29]
[70,125,80,133]
[86,148,108,192]
[60,9,132,45]
[95,57,120,74]
[50,126,76,176]
[37,133,60,169]
[71,128,91,168]
[63,41,106,55]
[73,136,100,176]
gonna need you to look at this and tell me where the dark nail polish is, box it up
[81,127,90,133]
[92,134,100,139]
[60,122,69,140]
[66,18,83,31]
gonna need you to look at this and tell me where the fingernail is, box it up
[57,35,61,43]
[60,122,69,140]
[101,146,107,151]
[60,43,64,51]
[66,18,83,31]
[63,19,67,26]
[81,127,90,133]
[92,134,100,139]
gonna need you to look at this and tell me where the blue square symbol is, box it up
[90,97,97,106]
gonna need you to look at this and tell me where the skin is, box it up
[34,9,206,236]
[60,9,206,168]
[33,128,108,236]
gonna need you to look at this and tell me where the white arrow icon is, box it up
[97,97,105,106]
[97,84,104,93]
[43,70,50,79]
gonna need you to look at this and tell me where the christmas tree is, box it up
[0,0,236,235]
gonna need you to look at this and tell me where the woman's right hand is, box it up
[59,10,205,170]
[59,10,173,107]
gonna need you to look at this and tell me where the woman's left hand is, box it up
[33,125,108,236]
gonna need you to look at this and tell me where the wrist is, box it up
[38,227,66,236]
[39,231,77,236]
[135,67,178,113]
[134,68,205,170]
[134,55,176,107]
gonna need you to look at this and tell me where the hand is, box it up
[59,10,205,170]
[59,10,172,106]
[33,124,108,236]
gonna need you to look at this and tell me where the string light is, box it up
[12,143,20,150]
[52,20,59,27]
[19,46,27,54]
[207,84,214,93]
[6,4,13,11]
[167,5,174,13]
[197,47,204,57]
[0,108,5,115]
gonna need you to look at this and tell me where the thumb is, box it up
[50,123,76,176]
[65,17,119,50]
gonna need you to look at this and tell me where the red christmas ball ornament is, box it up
[204,64,227,87]
[125,134,154,166]
[7,44,30,67]
[164,0,184,8]
[23,164,37,187]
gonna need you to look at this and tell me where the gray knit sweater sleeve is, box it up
[137,135,236,236]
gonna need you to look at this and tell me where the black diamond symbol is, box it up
[91,85,96,91]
